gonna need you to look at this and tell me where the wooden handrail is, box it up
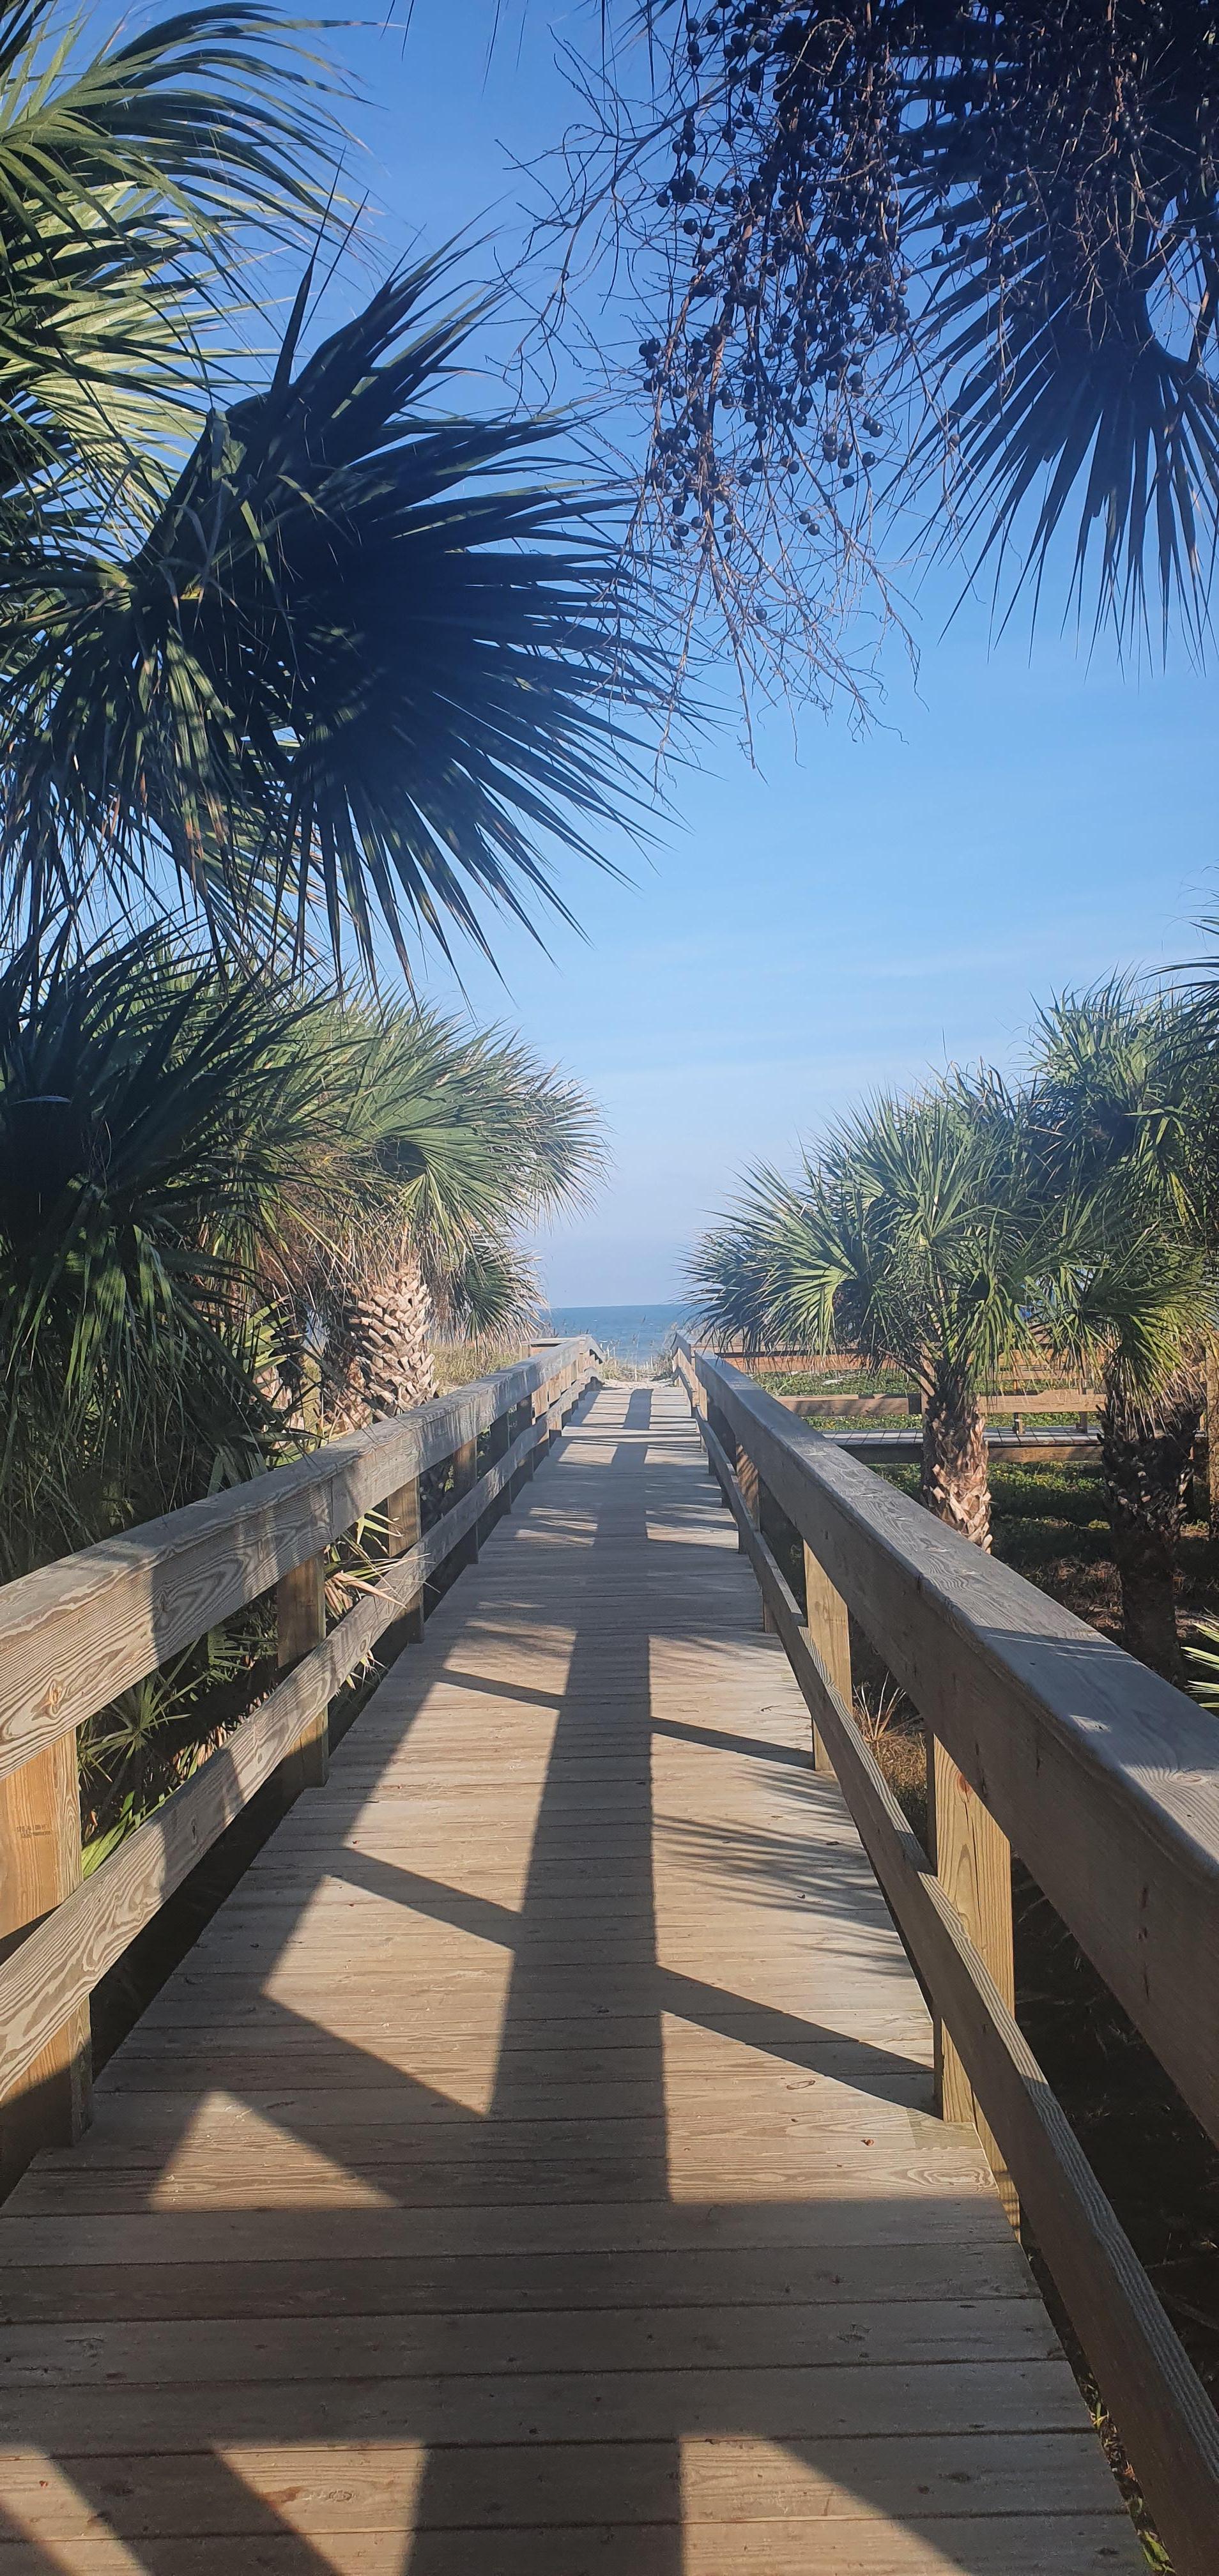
[680,1340,1219,2145]
[0,1337,600,2190]
[675,1333,1219,2574]
[0,1343,595,1780]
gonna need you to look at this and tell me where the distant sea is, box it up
[543,1304,689,1367]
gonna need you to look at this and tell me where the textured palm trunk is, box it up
[921,1381,991,1551]
[325,1240,438,1432]
[1100,1382,1199,1682]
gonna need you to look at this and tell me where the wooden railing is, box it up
[772,1386,1100,1425]
[675,1334,1219,2575]
[0,1336,599,2191]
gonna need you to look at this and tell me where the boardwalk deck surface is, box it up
[0,1384,1140,2572]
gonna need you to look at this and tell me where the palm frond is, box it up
[0,0,344,522]
[0,924,321,1572]
[0,256,664,971]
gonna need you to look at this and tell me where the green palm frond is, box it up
[0,0,342,521]
[903,5,1219,648]
[1022,977,1217,1400]
[275,995,602,1341]
[0,924,323,1572]
[0,256,663,971]
[1028,977,1215,1253]
[689,1080,1046,1393]
[440,1241,545,1343]
[1186,1616,1219,1711]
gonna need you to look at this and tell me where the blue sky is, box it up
[328,4,1216,1301]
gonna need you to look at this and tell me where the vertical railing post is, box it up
[532,1381,550,1469]
[450,1434,479,1571]
[735,1443,760,1540]
[479,1406,511,1548]
[517,1391,539,1488]
[802,1543,849,1777]
[706,1397,735,1504]
[277,1552,329,1790]
[734,1444,774,1636]
[381,1475,425,1659]
[505,1393,532,1503]
[926,1733,1018,2226]
[529,1346,560,1470]
[0,1733,91,2191]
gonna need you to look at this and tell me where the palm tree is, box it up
[0,926,318,1581]
[0,932,601,1561]
[0,6,661,976]
[281,1004,601,1427]
[690,1082,1046,1549]
[1027,984,1216,1679]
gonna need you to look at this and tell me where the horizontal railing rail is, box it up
[771,1386,1101,1423]
[0,1337,600,2191]
[675,1333,1219,2576]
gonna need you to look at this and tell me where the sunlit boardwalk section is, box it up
[0,1384,1137,2572]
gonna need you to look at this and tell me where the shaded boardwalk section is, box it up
[0,1387,1138,2570]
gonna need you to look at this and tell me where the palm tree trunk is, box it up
[1100,1383,1199,1682]
[921,1381,991,1550]
[325,1239,438,1432]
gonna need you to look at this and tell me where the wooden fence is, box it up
[0,1337,599,2192]
[772,1387,1101,1425]
[675,1335,1219,2576]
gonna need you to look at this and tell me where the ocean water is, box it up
[543,1304,689,1367]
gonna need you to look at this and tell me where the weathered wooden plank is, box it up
[0,2357,1126,2449]
[275,1550,328,1790]
[0,2513,1139,2573]
[0,1731,90,2191]
[0,2431,1124,2534]
[803,1539,849,1776]
[0,2238,1033,2319]
[926,1731,1017,2223]
[0,2297,1063,2384]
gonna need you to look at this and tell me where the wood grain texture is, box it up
[0,1343,595,1780]
[691,1396,1215,2576]
[803,1539,850,1779]
[381,1478,424,1654]
[0,1384,1137,2574]
[685,1342,1219,2163]
[276,1553,328,1791]
[0,1730,89,2191]
[926,1733,1016,2225]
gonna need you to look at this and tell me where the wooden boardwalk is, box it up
[0,1383,1140,2572]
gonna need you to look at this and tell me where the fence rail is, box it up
[771,1386,1100,1422]
[675,1333,1219,2576]
[0,1337,600,2191]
